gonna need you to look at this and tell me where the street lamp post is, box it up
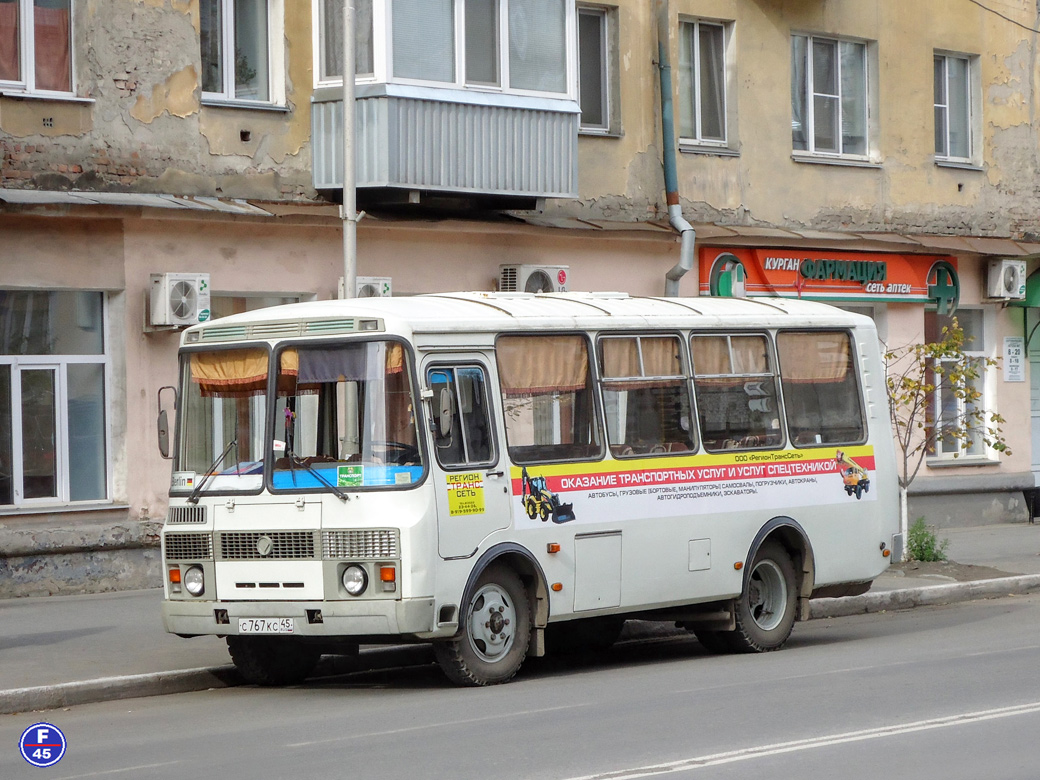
[341,0,357,299]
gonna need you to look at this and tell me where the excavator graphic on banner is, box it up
[521,467,576,524]
[836,450,870,500]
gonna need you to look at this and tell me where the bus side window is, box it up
[691,334,782,451]
[496,334,604,463]
[599,335,695,457]
[427,366,495,468]
[777,331,866,446]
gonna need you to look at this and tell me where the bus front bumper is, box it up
[161,597,438,639]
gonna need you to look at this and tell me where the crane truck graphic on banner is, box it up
[836,449,870,500]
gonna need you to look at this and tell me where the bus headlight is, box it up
[341,565,368,596]
[183,565,205,597]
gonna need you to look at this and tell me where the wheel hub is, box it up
[467,585,515,663]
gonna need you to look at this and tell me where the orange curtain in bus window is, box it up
[34,1,71,92]
[692,335,768,379]
[0,1,18,82]
[776,332,849,383]
[497,335,588,396]
[191,349,268,397]
[602,336,683,390]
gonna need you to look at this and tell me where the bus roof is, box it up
[183,292,875,346]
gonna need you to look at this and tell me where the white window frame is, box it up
[0,0,75,96]
[313,0,384,87]
[576,4,617,135]
[315,0,577,101]
[0,302,111,509]
[791,33,871,160]
[934,51,977,165]
[200,0,285,108]
[678,18,728,148]
[926,308,998,464]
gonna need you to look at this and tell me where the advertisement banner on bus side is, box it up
[509,446,875,527]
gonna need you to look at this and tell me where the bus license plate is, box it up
[238,617,295,634]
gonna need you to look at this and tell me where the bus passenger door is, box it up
[425,361,512,559]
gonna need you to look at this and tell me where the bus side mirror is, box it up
[157,385,177,460]
[438,387,455,438]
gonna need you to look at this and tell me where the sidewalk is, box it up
[2,523,1039,714]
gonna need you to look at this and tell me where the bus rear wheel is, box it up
[727,541,797,653]
[226,636,321,686]
[434,565,531,686]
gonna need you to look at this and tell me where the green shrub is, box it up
[906,517,949,562]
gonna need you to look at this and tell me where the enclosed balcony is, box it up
[311,0,580,207]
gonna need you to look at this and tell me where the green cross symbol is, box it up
[928,264,959,315]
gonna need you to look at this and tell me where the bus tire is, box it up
[728,541,797,653]
[226,636,321,686]
[692,628,734,654]
[433,565,531,686]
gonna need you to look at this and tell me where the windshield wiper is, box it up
[287,450,350,502]
[187,438,237,504]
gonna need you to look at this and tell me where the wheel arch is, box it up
[461,543,550,633]
[744,516,816,608]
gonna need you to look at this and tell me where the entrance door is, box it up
[425,359,513,559]
[1029,310,1040,488]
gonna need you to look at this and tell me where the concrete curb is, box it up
[809,574,1040,619]
[4,576,1040,714]
[0,666,241,716]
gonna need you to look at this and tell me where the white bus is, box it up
[159,292,899,686]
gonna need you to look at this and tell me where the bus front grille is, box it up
[166,506,207,524]
[322,529,399,559]
[165,533,214,561]
[218,531,317,560]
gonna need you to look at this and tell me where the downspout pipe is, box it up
[657,0,696,297]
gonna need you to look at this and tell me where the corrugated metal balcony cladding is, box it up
[312,91,579,199]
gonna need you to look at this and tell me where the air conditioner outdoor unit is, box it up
[986,259,1027,300]
[356,276,392,298]
[499,264,569,293]
[339,276,393,298]
[150,272,211,327]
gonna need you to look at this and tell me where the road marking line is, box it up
[561,702,1040,780]
[286,703,589,747]
[50,761,185,780]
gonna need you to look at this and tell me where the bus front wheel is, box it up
[728,541,797,653]
[434,565,531,686]
[226,636,321,686]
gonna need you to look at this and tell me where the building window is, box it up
[678,20,726,145]
[0,0,73,94]
[791,34,868,157]
[465,0,500,86]
[387,0,569,95]
[318,0,375,82]
[925,309,991,461]
[201,0,272,103]
[578,5,619,134]
[934,53,974,162]
[0,291,108,507]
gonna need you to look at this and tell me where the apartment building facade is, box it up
[2,0,1039,594]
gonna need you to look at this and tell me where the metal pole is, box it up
[341,0,357,299]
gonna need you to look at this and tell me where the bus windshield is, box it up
[173,341,424,496]
[272,340,424,491]
[175,347,270,493]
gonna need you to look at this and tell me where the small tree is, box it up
[885,317,1010,558]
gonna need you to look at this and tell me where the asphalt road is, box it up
[2,594,1040,780]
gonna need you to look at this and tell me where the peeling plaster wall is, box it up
[1,0,314,200]
[545,0,1040,240]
